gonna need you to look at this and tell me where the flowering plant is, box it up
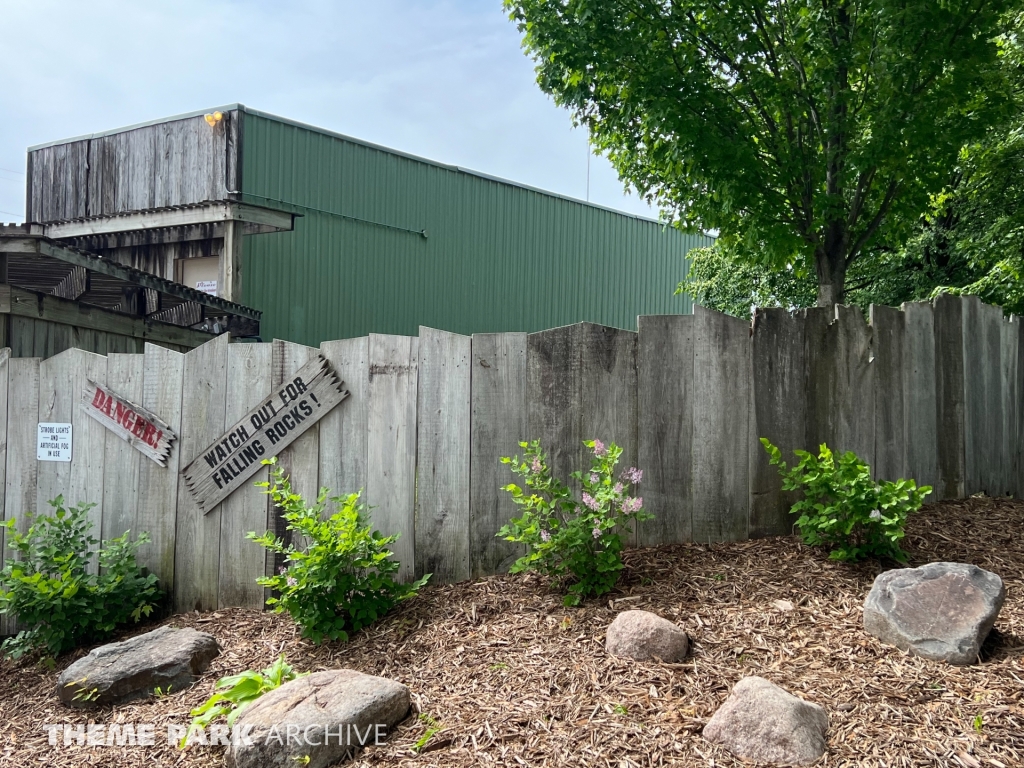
[761,439,931,562]
[497,439,651,606]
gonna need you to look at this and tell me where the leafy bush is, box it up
[497,439,651,606]
[761,439,932,562]
[0,496,162,659]
[182,654,303,747]
[248,459,429,643]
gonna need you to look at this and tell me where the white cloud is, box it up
[0,0,658,221]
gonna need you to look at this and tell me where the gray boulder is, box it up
[605,610,689,662]
[703,676,828,766]
[57,625,219,707]
[863,562,1006,665]
[225,669,410,768]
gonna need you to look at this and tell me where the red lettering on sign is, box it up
[91,388,106,408]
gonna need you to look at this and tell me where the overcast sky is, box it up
[0,0,659,223]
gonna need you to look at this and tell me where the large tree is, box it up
[505,0,1017,305]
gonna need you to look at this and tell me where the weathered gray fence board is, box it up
[902,302,939,494]
[692,306,750,543]
[37,349,108,572]
[581,324,639,544]
[0,351,8,635]
[805,306,875,466]
[469,332,527,576]
[1000,317,1019,497]
[933,294,966,499]
[219,343,273,609]
[415,327,472,583]
[637,316,694,546]
[749,309,805,538]
[871,305,906,481]
[270,341,322,571]
[962,298,1004,496]
[319,337,369,499]
[136,344,184,587]
[366,334,419,583]
[527,324,581,484]
[101,354,144,543]
[1017,317,1024,499]
[981,303,1006,495]
[174,333,229,612]
[2,357,38,636]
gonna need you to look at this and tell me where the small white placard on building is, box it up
[196,280,218,296]
[37,423,73,462]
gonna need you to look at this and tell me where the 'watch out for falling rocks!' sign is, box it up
[182,355,349,513]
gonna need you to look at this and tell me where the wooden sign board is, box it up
[182,354,348,513]
[81,381,177,466]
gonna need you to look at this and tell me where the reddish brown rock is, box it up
[703,676,828,766]
[863,562,1005,665]
[605,610,689,662]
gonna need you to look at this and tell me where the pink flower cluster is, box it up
[592,526,602,540]
[531,456,542,474]
[620,496,643,513]
[590,473,600,484]
[540,529,551,542]
[581,492,601,511]
[621,467,644,484]
[593,439,607,457]
[613,482,623,494]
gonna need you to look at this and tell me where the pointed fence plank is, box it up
[470,332,527,576]
[415,327,471,583]
[137,344,184,588]
[903,302,939,495]
[219,343,273,609]
[37,349,108,572]
[319,337,369,503]
[0,350,9,636]
[933,294,966,499]
[527,324,581,484]
[174,333,229,612]
[101,354,144,543]
[871,305,907,481]
[637,315,694,546]
[692,306,750,543]
[749,309,805,538]
[268,341,322,571]
[1000,316,1018,497]
[1016,316,1024,499]
[366,334,418,583]
[962,298,1004,496]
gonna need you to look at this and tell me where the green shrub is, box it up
[181,654,303,747]
[0,496,162,659]
[248,459,429,643]
[761,439,932,562]
[497,439,651,606]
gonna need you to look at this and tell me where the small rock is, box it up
[703,676,828,766]
[225,669,410,768]
[57,626,219,708]
[605,610,689,662]
[863,562,1005,665]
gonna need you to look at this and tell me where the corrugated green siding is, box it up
[240,110,709,346]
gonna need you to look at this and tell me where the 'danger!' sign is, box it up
[81,381,177,466]
[182,354,348,513]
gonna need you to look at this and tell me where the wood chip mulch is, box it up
[1,496,1022,767]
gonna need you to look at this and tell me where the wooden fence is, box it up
[0,296,1021,625]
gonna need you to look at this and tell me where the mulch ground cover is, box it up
[1,496,1022,767]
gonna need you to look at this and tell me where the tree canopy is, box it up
[505,0,1018,305]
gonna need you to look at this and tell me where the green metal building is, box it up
[27,106,709,346]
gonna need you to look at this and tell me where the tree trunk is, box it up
[815,224,848,306]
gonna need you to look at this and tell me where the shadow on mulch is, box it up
[1,496,1022,767]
